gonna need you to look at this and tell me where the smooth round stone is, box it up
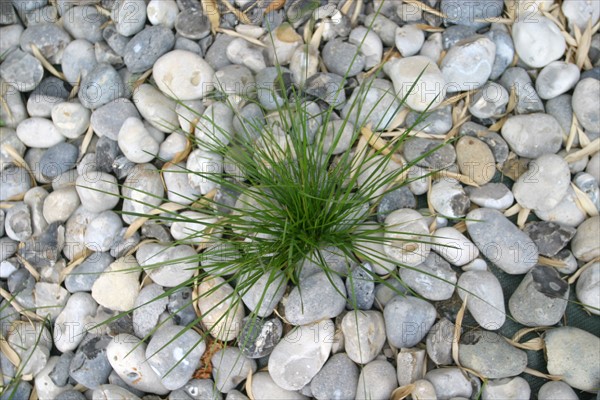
[342,310,386,364]
[35,356,74,399]
[482,377,530,400]
[153,50,215,100]
[176,99,205,134]
[163,162,202,204]
[545,327,600,391]
[198,276,245,341]
[429,179,471,218]
[75,171,119,213]
[513,154,570,212]
[117,117,159,163]
[501,113,562,158]
[175,9,211,40]
[441,36,496,92]
[311,353,359,400]
[377,186,417,223]
[535,187,587,227]
[214,64,255,97]
[251,372,307,400]
[426,318,455,365]
[268,320,334,391]
[353,223,396,275]
[456,136,497,185]
[384,55,446,111]
[78,63,127,109]
[426,368,473,399]
[321,38,366,77]
[406,105,453,136]
[420,31,443,63]
[4,202,32,241]
[383,208,431,267]
[211,347,256,393]
[51,101,91,139]
[364,13,398,47]
[576,261,600,315]
[384,295,436,348]
[403,138,457,169]
[239,270,286,317]
[147,0,178,28]
[523,221,576,257]
[486,27,515,80]
[63,5,107,43]
[111,0,146,37]
[547,95,574,140]
[512,16,566,68]
[55,390,87,400]
[20,23,71,64]
[93,385,142,400]
[63,206,98,260]
[84,210,122,252]
[0,49,43,92]
[65,252,113,292]
[226,38,266,73]
[467,208,538,274]
[91,256,141,311]
[68,335,114,390]
[355,360,398,400]
[536,61,580,100]
[0,165,31,201]
[468,82,509,120]
[574,172,600,210]
[91,98,140,140]
[341,78,401,131]
[124,26,175,73]
[159,132,188,162]
[170,210,218,245]
[509,265,569,326]
[458,269,506,330]
[17,117,65,148]
[587,152,600,182]
[61,39,98,84]
[571,215,600,261]
[34,282,69,320]
[0,24,23,58]
[133,85,178,134]
[466,184,512,212]
[395,24,425,57]
[441,0,504,28]
[54,292,97,352]
[238,316,283,359]
[119,164,162,224]
[537,381,579,400]
[562,0,600,30]
[136,243,197,287]
[187,149,223,195]
[348,26,383,69]
[498,67,545,114]
[107,333,169,395]
[400,253,457,300]
[146,325,205,390]
[284,271,346,325]
[573,78,600,133]
[38,142,78,180]
[431,225,479,267]
[42,187,80,223]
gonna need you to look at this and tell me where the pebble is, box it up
[93,385,142,400]
[132,284,168,338]
[406,105,453,136]
[537,381,579,400]
[466,183,513,210]
[345,263,375,310]
[35,356,74,399]
[34,282,70,320]
[457,269,506,330]
[175,9,211,40]
[69,335,113,389]
[63,5,107,43]
[136,243,198,287]
[482,377,530,400]
[400,252,457,300]
[355,359,397,400]
[574,172,600,210]
[513,154,571,212]
[239,270,286,317]
[91,98,140,141]
[535,186,587,227]
[65,252,113,292]
[284,271,346,325]
[0,165,31,200]
[576,261,600,315]
[349,26,383,69]
[153,50,215,100]
[384,295,436,348]
[363,14,397,47]
[17,117,65,148]
[501,113,563,158]
[536,61,580,99]
[441,36,496,92]
[51,102,91,140]
[147,0,179,29]
[227,38,266,73]
[545,327,600,391]
[384,55,446,111]
[61,39,98,84]
[195,101,234,147]
[572,77,600,133]
[170,210,218,245]
[342,310,386,364]
[509,265,569,326]
[322,38,365,77]
[54,292,98,352]
[55,391,87,400]
[376,186,416,222]
[238,316,283,359]
[211,347,256,393]
[4,202,32,241]
[124,26,175,73]
[403,138,457,169]
[268,319,334,391]
[426,318,455,366]
[394,24,425,57]
[75,171,119,213]
[163,162,202,204]
[6,321,52,376]
[429,179,471,218]
[467,208,538,274]
[425,367,473,399]
[19,23,71,64]
[310,353,359,400]
[0,49,43,92]
[383,209,431,267]
[572,215,600,261]
[468,82,509,120]
[121,163,164,224]
[78,63,127,109]
[111,0,146,37]
[198,276,245,341]
[118,117,160,163]
[146,325,205,390]
[187,149,224,195]
[486,27,515,80]
[562,0,600,30]
[251,372,307,400]
[441,0,504,28]
[498,67,545,115]
[39,142,78,180]
[107,333,170,395]
[523,221,575,257]
[91,256,141,311]
[512,15,566,68]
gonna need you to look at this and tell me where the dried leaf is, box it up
[264,0,285,13]
[576,20,593,69]
[403,0,447,19]
[30,44,66,80]
[0,288,43,321]
[361,126,403,164]
[563,138,600,163]
[517,206,530,228]
[246,368,255,399]
[79,123,94,159]
[433,170,480,187]
[219,0,251,24]
[202,0,220,34]
[568,256,600,284]
[503,203,522,218]
[572,183,599,217]
[538,256,567,268]
[217,28,267,47]
[16,254,41,282]
[524,367,562,380]
[390,384,416,400]
[0,333,20,367]
[452,294,467,369]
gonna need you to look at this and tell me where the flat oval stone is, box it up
[75,171,119,213]
[383,208,431,267]
[501,113,563,158]
[91,256,141,311]
[572,215,600,261]
[153,50,215,100]
[576,261,600,316]
[239,270,286,317]
[51,101,91,139]
[545,327,600,391]
[211,347,256,393]
[198,276,245,341]
[536,61,580,100]
[441,36,496,93]
[63,5,107,43]
[175,9,211,40]
[572,77,600,133]
[124,26,175,73]
[268,320,334,391]
[322,38,365,77]
[384,295,437,347]
[78,63,127,109]
[400,252,457,300]
[0,49,43,92]
[425,367,473,399]
[136,242,198,287]
[65,252,113,292]
[118,117,159,163]
[20,23,71,64]
[403,137,457,169]
[111,0,146,37]
[17,117,65,148]
[355,360,398,400]
[513,154,571,212]
[458,269,506,330]
[121,163,164,224]
[39,142,78,179]
[311,353,359,400]
[456,136,496,186]
[342,310,386,364]
[512,15,566,68]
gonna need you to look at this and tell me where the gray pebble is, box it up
[482,377,530,400]
[284,272,346,325]
[384,295,436,348]
[442,25,478,50]
[69,335,113,389]
[124,26,175,73]
[403,137,457,169]
[111,0,146,37]
[465,182,514,210]
[238,316,283,359]
[537,381,579,400]
[342,310,386,364]
[91,98,140,141]
[485,27,515,80]
[546,94,573,138]
[65,252,113,292]
[211,347,257,393]
[441,0,503,28]
[459,330,527,378]
[175,9,211,40]
[501,113,562,158]
[426,318,455,366]
[167,287,197,326]
[322,39,365,77]
[406,105,453,135]
[94,41,123,66]
[102,24,130,56]
[0,165,32,201]
[55,390,87,400]
[63,5,107,43]
[27,76,70,118]
[79,63,127,109]
[0,237,18,262]
[20,22,71,64]
[342,78,401,130]
[469,82,509,119]
[39,142,78,180]
[239,270,286,317]
[576,261,600,316]
[0,381,32,400]
[498,67,545,115]
[457,269,506,330]
[441,35,496,92]
[49,351,74,387]
[523,221,575,257]
[133,284,167,338]
[311,353,359,400]
[0,48,43,92]
[355,360,397,400]
[573,77,600,133]
[345,263,375,310]
[5,202,32,242]
[400,252,457,301]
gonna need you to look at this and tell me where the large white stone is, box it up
[153,50,215,100]
[512,15,566,68]
[91,256,141,311]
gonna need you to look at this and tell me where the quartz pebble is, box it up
[91,256,141,311]
[536,61,580,99]
[482,377,530,400]
[310,353,359,400]
[153,50,215,100]
[576,261,600,316]
[342,310,386,364]
[355,360,398,400]
[458,269,506,330]
[285,271,346,325]
[441,36,496,92]
[512,16,566,68]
